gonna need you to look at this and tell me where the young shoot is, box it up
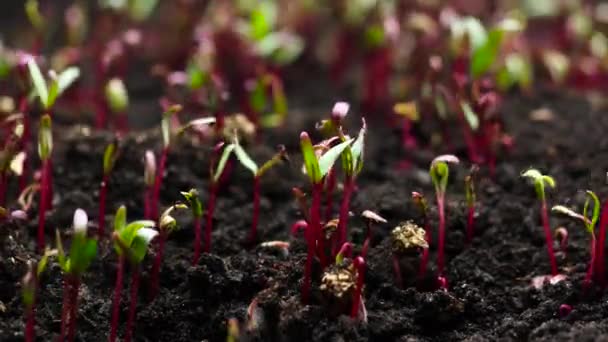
[429,155,459,286]
[98,141,118,239]
[300,131,353,304]
[22,248,55,342]
[233,136,287,243]
[109,206,156,342]
[56,209,97,342]
[36,115,52,252]
[181,189,204,265]
[27,58,80,113]
[105,78,129,134]
[465,165,479,244]
[143,150,156,219]
[522,168,559,276]
[552,190,600,287]
[149,203,186,300]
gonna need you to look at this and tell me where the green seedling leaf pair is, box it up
[56,209,97,276]
[27,59,80,110]
[159,204,188,233]
[37,115,52,161]
[521,168,556,201]
[233,137,287,178]
[552,191,600,235]
[181,189,203,218]
[430,155,460,197]
[341,120,367,178]
[112,206,156,264]
[22,248,56,308]
[160,104,183,149]
[301,132,354,185]
[105,79,129,113]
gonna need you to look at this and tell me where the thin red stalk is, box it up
[67,277,80,342]
[0,171,7,206]
[37,159,49,253]
[109,255,125,342]
[192,216,202,265]
[596,201,608,287]
[115,113,129,137]
[98,174,109,239]
[151,148,168,221]
[149,232,166,300]
[585,233,596,286]
[540,201,559,276]
[350,257,365,318]
[302,182,323,304]
[466,205,475,244]
[337,176,355,251]
[46,159,53,209]
[124,265,141,342]
[59,276,70,341]
[312,182,326,268]
[250,176,260,244]
[393,253,403,288]
[437,195,447,277]
[204,184,217,253]
[25,304,35,342]
[418,216,431,282]
[324,169,337,221]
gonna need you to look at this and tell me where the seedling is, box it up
[552,190,600,286]
[319,253,366,320]
[150,104,183,220]
[105,78,129,134]
[22,248,54,342]
[109,206,156,342]
[204,142,235,253]
[361,210,387,243]
[27,58,80,114]
[465,166,479,244]
[181,189,204,265]
[56,209,97,342]
[149,203,186,300]
[554,227,568,257]
[522,168,558,276]
[98,141,118,239]
[429,155,459,284]
[596,198,608,287]
[232,136,287,243]
[143,150,156,219]
[300,131,353,304]
[36,115,52,252]
[392,221,429,288]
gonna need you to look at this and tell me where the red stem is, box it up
[540,201,559,276]
[596,200,608,287]
[466,205,475,244]
[350,257,365,318]
[67,277,80,342]
[393,253,403,288]
[149,232,166,300]
[192,216,202,265]
[151,148,168,221]
[109,255,125,342]
[59,276,70,341]
[37,159,49,253]
[337,176,355,252]
[585,233,596,286]
[46,159,53,209]
[144,186,152,220]
[25,304,35,342]
[312,182,326,268]
[18,96,30,194]
[324,169,337,222]
[0,171,7,207]
[124,265,141,342]
[418,215,431,282]
[302,182,323,304]
[437,195,447,277]
[204,183,217,253]
[250,176,260,244]
[98,174,109,239]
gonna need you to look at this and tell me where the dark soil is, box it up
[2,83,608,342]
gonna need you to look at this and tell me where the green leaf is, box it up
[128,0,159,21]
[114,206,127,233]
[233,140,258,175]
[121,220,156,248]
[130,228,158,264]
[69,237,97,275]
[350,120,367,175]
[584,190,600,233]
[55,230,68,272]
[430,155,460,196]
[37,115,52,160]
[27,59,48,109]
[319,138,353,178]
[213,144,235,183]
[250,1,276,40]
[103,143,117,175]
[181,189,203,217]
[56,67,80,97]
[300,132,321,183]
[249,79,267,113]
[460,102,480,131]
[105,78,129,112]
[471,28,503,78]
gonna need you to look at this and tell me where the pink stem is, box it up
[437,195,447,276]
[393,253,403,288]
[250,176,260,244]
[324,169,336,221]
[585,233,596,286]
[67,277,80,342]
[350,257,365,318]
[124,266,140,342]
[312,182,326,268]
[418,215,431,282]
[109,255,125,342]
[98,174,109,239]
[466,205,475,244]
[204,184,217,253]
[302,182,323,304]
[46,159,53,210]
[149,232,165,300]
[337,176,355,251]
[59,276,70,341]
[541,201,559,276]
[0,171,7,206]
[25,304,35,342]
[192,216,202,265]
[151,148,168,221]
[595,200,608,287]
[37,160,49,253]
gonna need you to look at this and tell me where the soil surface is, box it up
[2,77,608,342]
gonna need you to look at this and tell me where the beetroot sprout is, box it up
[182,189,204,265]
[98,141,118,239]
